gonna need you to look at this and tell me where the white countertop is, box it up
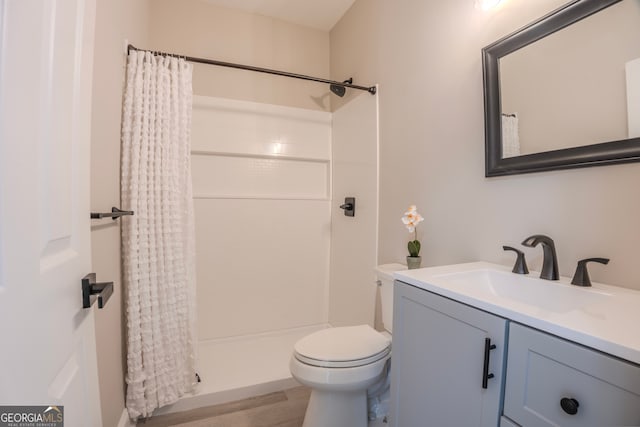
[394,262,640,365]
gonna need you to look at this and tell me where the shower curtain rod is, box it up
[127,44,377,95]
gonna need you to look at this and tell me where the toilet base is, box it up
[303,389,368,427]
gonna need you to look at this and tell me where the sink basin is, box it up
[394,261,640,365]
[433,267,612,313]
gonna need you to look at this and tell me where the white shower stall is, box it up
[156,91,379,413]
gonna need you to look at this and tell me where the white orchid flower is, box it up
[402,206,424,233]
[402,205,424,258]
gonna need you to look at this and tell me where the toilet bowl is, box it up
[290,263,407,427]
[290,325,390,427]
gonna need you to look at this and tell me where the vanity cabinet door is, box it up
[390,281,507,427]
[504,323,640,427]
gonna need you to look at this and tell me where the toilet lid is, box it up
[294,325,391,368]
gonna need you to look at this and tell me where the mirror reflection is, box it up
[498,0,640,158]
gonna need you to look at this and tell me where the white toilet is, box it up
[289,263,406,427]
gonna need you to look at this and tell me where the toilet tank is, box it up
[375,263,407,334]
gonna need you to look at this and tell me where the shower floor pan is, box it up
[152,324,328,415]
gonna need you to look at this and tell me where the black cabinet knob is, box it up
[560,397,579,415]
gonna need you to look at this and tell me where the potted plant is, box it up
[402,205,424,269]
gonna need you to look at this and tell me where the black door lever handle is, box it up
[82,273,114,309]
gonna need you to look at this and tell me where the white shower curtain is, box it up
[121,51,197,419]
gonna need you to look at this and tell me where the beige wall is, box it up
[331,0,640,291]
[148,0,331,111]
[90,0,150,425]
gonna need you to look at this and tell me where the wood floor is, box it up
[138,386,310,427]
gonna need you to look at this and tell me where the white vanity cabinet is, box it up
[390,281,507,427]
[502,323,640,427]
[393,262,640,427]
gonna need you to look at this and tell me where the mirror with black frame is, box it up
[482,0,640,177]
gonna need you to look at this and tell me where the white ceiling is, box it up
[200,0,356,31]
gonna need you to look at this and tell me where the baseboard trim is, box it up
[117,408,136,427]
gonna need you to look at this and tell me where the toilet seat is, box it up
[295,347,390,368]
[294,325,391,368]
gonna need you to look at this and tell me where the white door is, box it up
[0,0,101,425]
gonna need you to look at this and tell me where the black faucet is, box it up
[521,234,559,280]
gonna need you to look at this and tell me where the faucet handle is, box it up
[503,246,529,274]
[571,257,609,287]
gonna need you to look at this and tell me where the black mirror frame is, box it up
[482,0,640,177]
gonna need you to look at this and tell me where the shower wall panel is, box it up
[191,156,328,199]
[329,92,379,327]
[191,97,331,159]
[191,96,331,341]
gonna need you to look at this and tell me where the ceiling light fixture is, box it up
[475,0,503,10]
